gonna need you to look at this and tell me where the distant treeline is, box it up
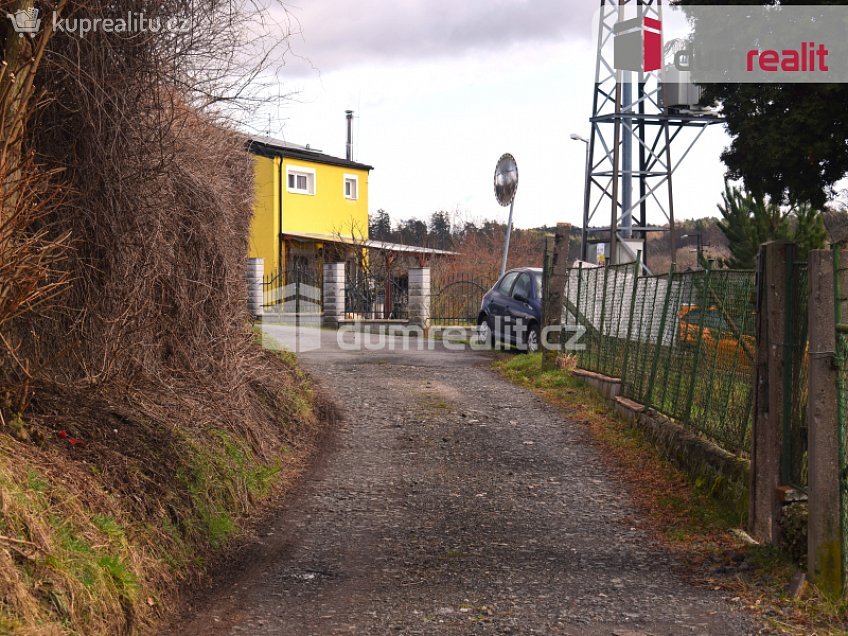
[368,209,733,273]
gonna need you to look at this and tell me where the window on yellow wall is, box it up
[344,175,358,200]
[286,166,315,195]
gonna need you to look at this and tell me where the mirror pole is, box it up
[500,199,515,279]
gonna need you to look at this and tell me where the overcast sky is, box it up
[244,0,732,230]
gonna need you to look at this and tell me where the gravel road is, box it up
[165,329,759,635]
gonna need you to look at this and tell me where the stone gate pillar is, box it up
[247,257,264,319]
[323,263,346,328]
[408,267,431,331]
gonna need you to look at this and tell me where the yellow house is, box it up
[247,136,374,280]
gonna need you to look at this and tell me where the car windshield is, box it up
[498,271,519,293]
[533,272,542,299]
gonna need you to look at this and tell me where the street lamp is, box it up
[570,133,590,261]
[680,232,704,265]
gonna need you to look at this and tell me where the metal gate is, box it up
[345,272,408,320]
[430,274,491,326]
[262,267,322,314]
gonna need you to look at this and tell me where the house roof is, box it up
[246,135,374,172]
[282,232,457,256]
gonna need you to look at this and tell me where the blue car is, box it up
[477,267,543,352]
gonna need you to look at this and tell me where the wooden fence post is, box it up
[542,223,571,370]
[750,241,790,543]
[807,249,843,598]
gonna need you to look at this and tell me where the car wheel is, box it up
[477,316,495,347]
[524,323,540,353]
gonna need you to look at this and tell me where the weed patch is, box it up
[0,348,324,634]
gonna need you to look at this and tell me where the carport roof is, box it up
[282,232,457,256]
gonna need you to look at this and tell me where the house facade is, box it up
[247,136,374,280]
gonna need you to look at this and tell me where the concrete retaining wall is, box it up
[572,368,621,401]
[622,398,749,516]
[573,370,750,516]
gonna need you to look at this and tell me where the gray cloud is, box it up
[281,0,594,74]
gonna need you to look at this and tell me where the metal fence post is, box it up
[807,249,843,598]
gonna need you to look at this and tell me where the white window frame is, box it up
[343,174,359,200]
[286,165,316,196]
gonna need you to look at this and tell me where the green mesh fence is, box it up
[566,261,637,379]
[564,262,756,454]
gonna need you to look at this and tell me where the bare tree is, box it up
[0,0,74,412]
[329,218,413,319]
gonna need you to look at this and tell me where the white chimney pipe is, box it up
[345,110,354,161]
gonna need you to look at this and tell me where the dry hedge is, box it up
[6,0,289,432]
[0,0,317,632]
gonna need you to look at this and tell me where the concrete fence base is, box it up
[573,370,750,517]
[572,368,621,401]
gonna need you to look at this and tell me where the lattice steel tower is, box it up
[581,0,721,268]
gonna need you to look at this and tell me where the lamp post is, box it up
[570,133,590,261]
[680,232,704,265]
